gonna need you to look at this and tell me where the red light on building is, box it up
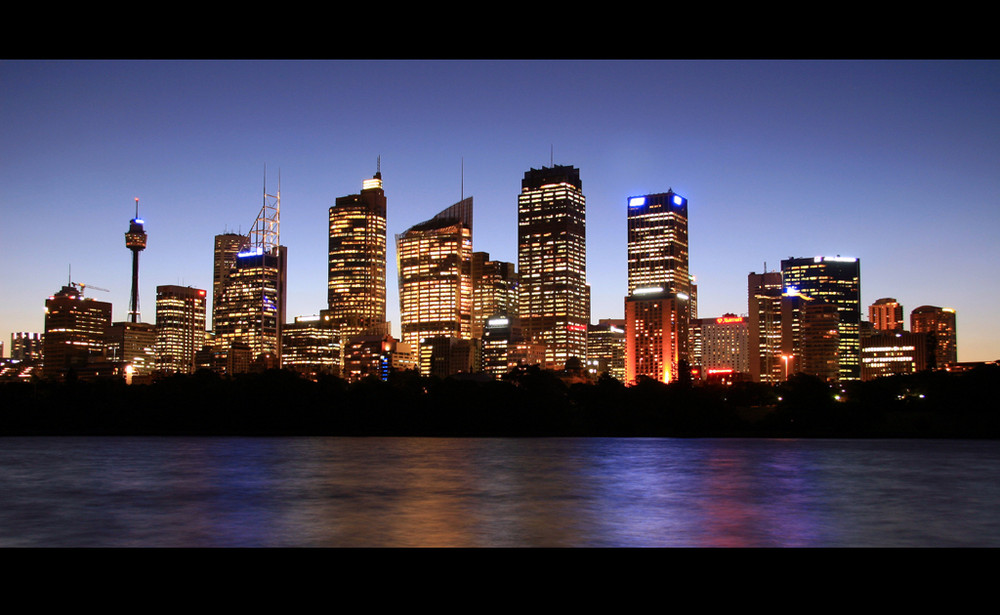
[716,316,744,324]
[566,324,587,332]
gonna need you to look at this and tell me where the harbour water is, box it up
[1,437,998,547]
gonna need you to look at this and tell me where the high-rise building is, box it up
[870,298,904,332]
[155,285,207,374]
[586,322,625,381]
[910,305,958,368]
[698,314,750,379]
[781,256,861,381]
[328,169,387,341]
[213,232,249,333]
[625,288,689,385]
[10,332,43,363]
[43,284,112,380]
[281,312,340,380]
[396,198,473,375]
[624,190,690,384]
[213,183,287,365]
[125,198,148,324]
[861,330,930,380]
[748,271,784,383]
[471,252,519,341]
[105,321,157,378]
[517,165,588,370]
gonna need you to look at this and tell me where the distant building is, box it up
[281,313,341,380]
[748,271,784,383]
[518,165,588,370]
[869,298,904,332]
[105,321,157,378]
[587,322,625,381]
[43,284,112,380]
[10,332,43,363]
[911,305,958,368]
[343,333,415,382]
[698,314,749,379]
[471,252,519,341]
[214,245,287,366]
[419,336,478,379]
[155,285,207,374]
[781,256,861,381]
[861,331,931,380]
[328,169,388,343]
[212,232,249,333]
[396,198,473,375]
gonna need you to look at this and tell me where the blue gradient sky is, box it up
[3,60,998,362]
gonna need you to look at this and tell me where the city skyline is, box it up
[3,60,999,363]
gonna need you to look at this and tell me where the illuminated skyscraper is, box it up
[396,198,473,374]
[281,313,340,380]
[517,165,587,370]
[781,256,861,381]
[213,182,287,365]
[328,168,387,340]
[43,284,112,380]
[155,285,207,374]
[870,297,904,332]
[748,271,784,383]
[624,190,690,384]
[213,232,249,333]
[105,321,157,378]
[471,252,519,341]
[910,305,957,368]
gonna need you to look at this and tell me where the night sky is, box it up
[3,60,998,362]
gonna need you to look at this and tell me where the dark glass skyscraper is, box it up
[517,165,587,370]
[781,256,861,381]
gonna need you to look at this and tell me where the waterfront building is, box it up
[154,285,207,374]
[748,271,784,383]
[870,298,904,332]
[212,232,249,333]
[342,333,415,382]
[517,165,588,370]
[861,331,931,380]
[328,169,387,342]
[281,313,341,380]
[586,322,625,381]
[624,288,689,385]
[471,252,519,341]
[781,256,861,381]
[105,321,157,378]
[780,289,840,382]
[42,284,113,380]
[396,198,473,375]
[910,305,958,368]
[698,314,750,379]
[419,336,478,379]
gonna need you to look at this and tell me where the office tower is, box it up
[281,313,341,380]
[471,252,519,341]
[627,190,690,296]
[870,298,904,332]
[586,322,625,381]
[155,285,207,374]
[517,165,588,370]
[43,283,112,380]
[625,289,689,385]
[861,331,930,380]
[624,190,690,384]
[10,333,43,363]
[419,336,478,379]
[480,315,526,379]
[698,315,750,379]
[780,288,841,382]
[748,271,784,383]
[213,183,287,365]
[396,198,473,375]
[910,305,958,368]
[125,198,148,323]
[343,333,415,382]
[213,232,249,333]
[328,168,387,341]
[781,256,861,381]
[105,321,157,377]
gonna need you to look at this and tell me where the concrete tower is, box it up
[124,198,147,324]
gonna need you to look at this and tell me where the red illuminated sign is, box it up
[715,316,744,324]
[566,324,587,332]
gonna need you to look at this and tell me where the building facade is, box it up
[748,271,784,383]
[781,256,861,381]
[213,245,287,364]
[396,198,473,375]
[155,285,207,374]
[471,252,519,341]
[281,313,341,380]
[625,289,689,385]
[328,170,387,342]
[698,315,750,379]
[870,297,904,332]
[910,305,958,368]
[43,284,113,380]
[861,331,930,380]
[517,165,588,370]
[212,233,249,333]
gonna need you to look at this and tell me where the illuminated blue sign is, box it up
[628,196,646,208]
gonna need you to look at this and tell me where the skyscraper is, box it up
[471,252,519,341]
[155,285,207,374]
[396,198,473,374]
[517,165,587,370]
[328,169,387,341]
[781,256,861,381]
[870,297,904,332]
[213,182,287,366]
[624,190,690,384]
[748,271,784,383]
[910,305,957,368]
[213,232,249,333]
[43,284,112,380]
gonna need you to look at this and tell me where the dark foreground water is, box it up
[1,437,998,547]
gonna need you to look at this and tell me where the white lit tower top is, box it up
[125,197,148,323]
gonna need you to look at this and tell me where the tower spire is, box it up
[125,198,148,323]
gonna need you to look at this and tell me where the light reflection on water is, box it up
[0,437,998,547]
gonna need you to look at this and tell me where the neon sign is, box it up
[716,316,744,324]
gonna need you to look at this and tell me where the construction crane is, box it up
[70,282,110,297]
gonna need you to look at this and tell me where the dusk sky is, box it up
[3,60,998,362]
